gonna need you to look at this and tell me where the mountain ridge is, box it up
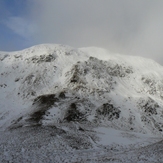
[1,44,163,162]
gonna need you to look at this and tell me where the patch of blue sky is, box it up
[0,0,34,51]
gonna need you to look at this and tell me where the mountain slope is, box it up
[1,44,163,162]
[1,44,163,136]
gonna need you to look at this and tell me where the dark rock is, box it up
[59,92,66,99]
[64,103,85,122]
[96,103,121,120]
[33,94,58,106]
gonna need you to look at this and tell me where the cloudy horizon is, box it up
[0,0,163,64]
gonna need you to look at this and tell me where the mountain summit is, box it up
[1,44,163,162]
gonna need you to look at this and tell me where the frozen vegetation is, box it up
[1,44,163,162]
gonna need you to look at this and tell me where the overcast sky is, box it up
[0,0,163,64]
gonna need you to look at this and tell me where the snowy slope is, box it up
[1,44,163,134]
[1,44,163,162]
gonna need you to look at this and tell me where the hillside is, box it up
[1,44,163,162]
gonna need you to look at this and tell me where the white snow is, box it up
[1,43,163,162]
[94,127,160,146]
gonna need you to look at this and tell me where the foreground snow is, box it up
[0,125,162,163]
[1,44,163,162]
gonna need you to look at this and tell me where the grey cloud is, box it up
[28,0,163,64]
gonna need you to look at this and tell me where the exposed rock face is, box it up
[96,103,121,120]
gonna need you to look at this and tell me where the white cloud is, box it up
[3,16,36,39]
[3,0,163,64]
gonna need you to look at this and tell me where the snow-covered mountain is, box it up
[1,44,163,162]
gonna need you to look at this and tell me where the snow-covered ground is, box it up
[0,125,162,163]
[1,44,163,162]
